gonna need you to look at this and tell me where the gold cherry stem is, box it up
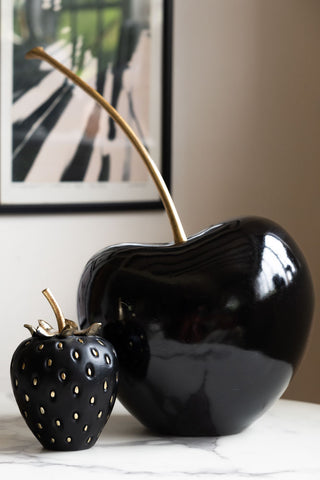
[25,47,187,244]
[42,288,66,332]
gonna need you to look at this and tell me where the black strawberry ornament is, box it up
[10,288,118,451]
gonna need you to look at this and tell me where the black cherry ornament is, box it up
[25,48,314,436]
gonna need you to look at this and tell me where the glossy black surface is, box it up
[78,217,314,435]
[11,334,118,450]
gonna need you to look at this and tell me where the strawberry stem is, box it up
[25,46,187,245]
[42,288,66,333]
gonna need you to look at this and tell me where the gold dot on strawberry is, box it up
[10,288,119,451]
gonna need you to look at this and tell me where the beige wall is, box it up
[1,0,319,402]
[173,0,320,403]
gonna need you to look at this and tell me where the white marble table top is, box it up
[1,390,320,479]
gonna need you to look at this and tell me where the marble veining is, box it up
[1,390,320,479]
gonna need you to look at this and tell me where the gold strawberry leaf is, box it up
[65,319,78,329]
[24,324,36,335]
[24,319,102,338]
[73,323,102,336]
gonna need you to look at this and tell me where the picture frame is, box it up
[0,0,172,213]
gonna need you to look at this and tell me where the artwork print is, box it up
[0,0,171,211]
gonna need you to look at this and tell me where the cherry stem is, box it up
[25,47,187,244]
[42,288,66,333]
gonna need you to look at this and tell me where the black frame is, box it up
[0,0,173,214]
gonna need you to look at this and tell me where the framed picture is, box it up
[0,0,172,212]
